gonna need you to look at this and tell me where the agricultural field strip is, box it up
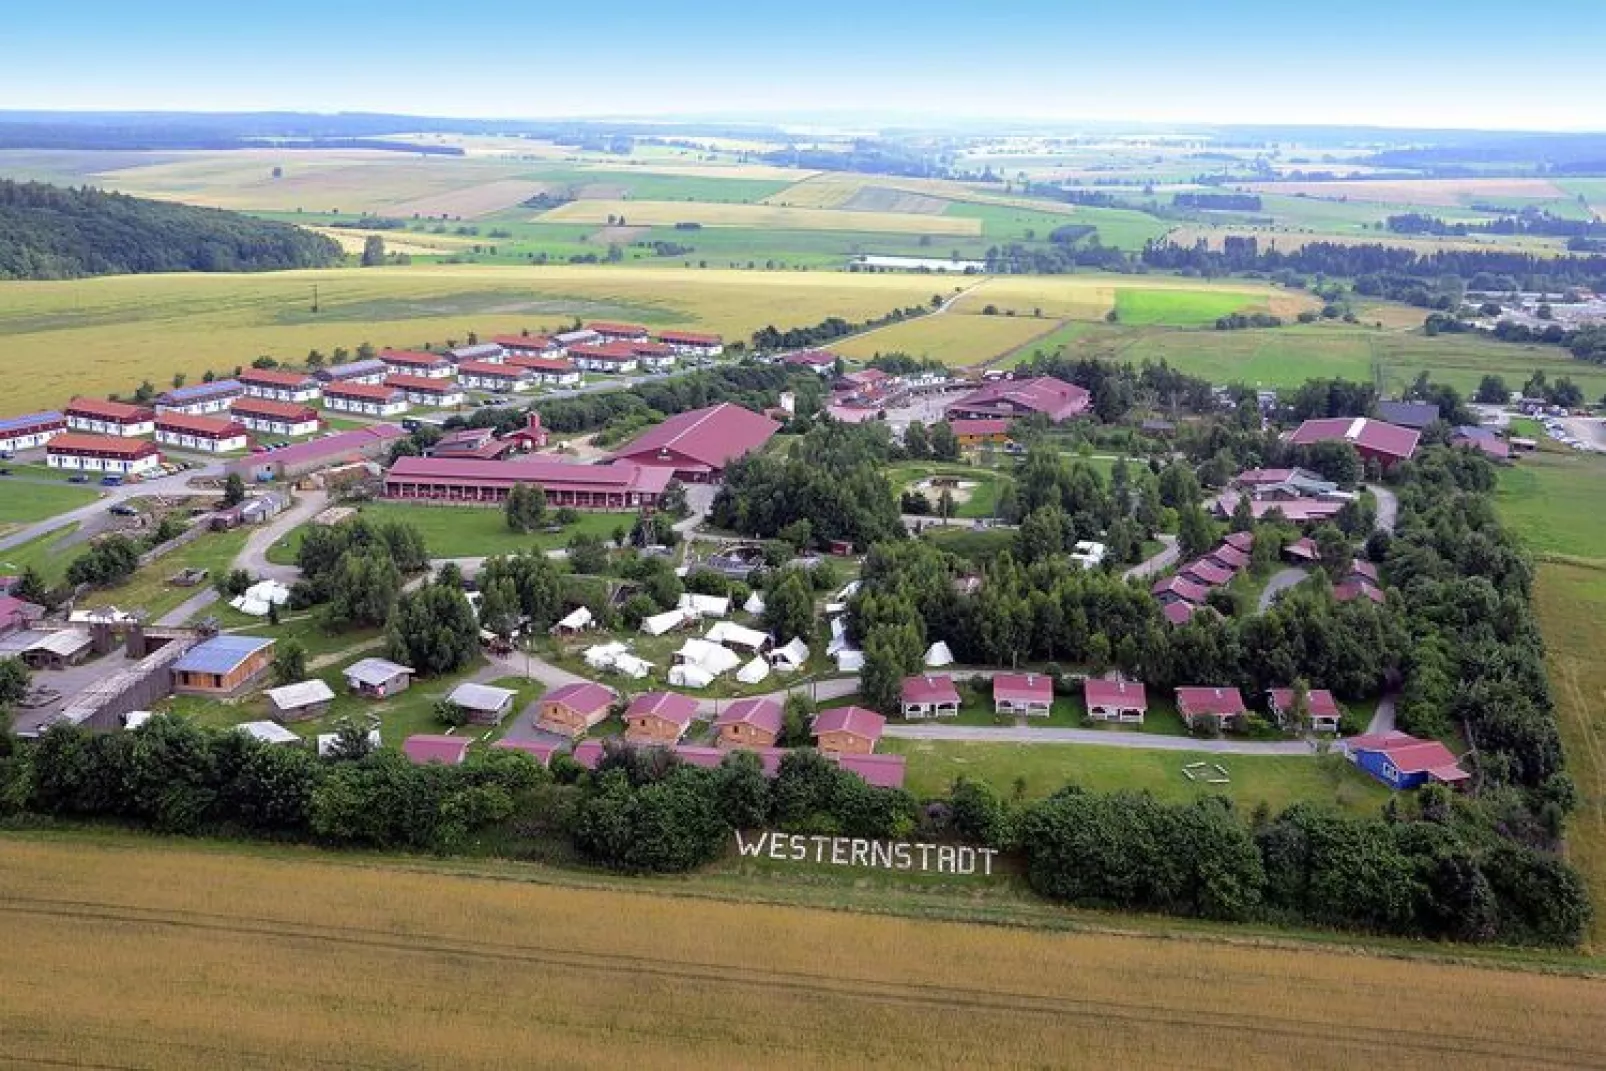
[0,892,1593,1067]
[536,199,984,235]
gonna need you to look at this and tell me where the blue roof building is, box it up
[155,379,245,413]
[170,635,275,695]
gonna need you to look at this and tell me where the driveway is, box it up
[1366,692,1397,735]
[883,723,1315,755]
[1368,483,1398,534]
[1122,535,1178,581]
[1257,566,1309,612]
[155,588,220,627]
[235,490,328,583]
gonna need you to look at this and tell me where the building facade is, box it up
[230,398,322,437]
[323,382,409,417]
[155,413,249,453]
[46,433,162,475]
[0,411,65,452]
[239,369,322,403]
[65,398,156,437]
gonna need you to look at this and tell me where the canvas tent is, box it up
[677,593,731,618]
[676,638,741,676]
[641,608,689,636]
[669,664,715,689]
[835,649,864,672]
[705,621,770,651]
[611,653,652,679]
[230,579,291,617]
[770,636,810,671]
[737,655,771,684]
[924,641,954,668]
[584,642,630,670]
[743,591,766,616]
[552,607,593,633]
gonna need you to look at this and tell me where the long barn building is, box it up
[384,457,672,510]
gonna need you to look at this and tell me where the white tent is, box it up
[122,710,155,730]
[669,664,715,689]
[924,641,955,668]
[743,591,766,616]
[236,720,301,746]
[232,580,292,617]
[677,593,731,619]
[552,606,593,633]
[736,655,771,684]
[584,642,630,669]
[640,608,689,636]
[611,654,652,680]
[676,638,741,676]
[831,616,847,640]
[824,601,848,615]
[705,621,770,651]
[835,580,861,602]
[770,636,810,671]
[835,649,864,672]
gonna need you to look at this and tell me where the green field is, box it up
[0,525,81,586]
[1113,288,1259,326]
[0,479,98,530]
[1496,449,1606,562]
[80,527,251,619]
[887,463,1006,519]
[265,502,634,563]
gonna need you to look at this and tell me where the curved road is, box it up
[1123,534,1179,581]
[1257,566,1309,612]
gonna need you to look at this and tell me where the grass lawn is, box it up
[1496,449,1606,563]
[1113,288,1258,326]
[0,479,98,528]
[0,524,81,586]
[80,527,251,619]
[265,503,637,563]
[882,739,1390,815]
[888,462,1006,519]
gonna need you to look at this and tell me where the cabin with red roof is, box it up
[781,350,839,374]
[901,675,960,719]
[239,368,321,403]
[952,418,1014,448]
[155,412,249,453]
[1179,559,1234,588]
[1084,678,1148,724]
[46,433,162,476]
[64,397,155,437]
[230,397,322,437]
[993,673,1053,717]
[1267,688,1343,733]
[402,734,470,766]
[1175,686,1248,731]
[536,681,617,738]
[624,691,700,746]
[715,697,783,748]
[812,705,886,754]
[1334,579,1385,605]
[1343,731,1469,790]
[609,402,780,482]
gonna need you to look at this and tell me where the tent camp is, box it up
[770,636,810,671]
[230,580,291,617]
[676,638,741,676]
[551,607,593,634]
[924,641,954,668]
[669,664,715,689]
[835,649,864,672]
[737,655,771,684]
[677,593,731,619]
[640,608,689,636]
[611,653,652,679]
[705,621,770,651]
[743,591,766,616]
[584,642,630,670]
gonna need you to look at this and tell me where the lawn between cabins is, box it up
[0,478,99,530]
[79,527,252,621]
[265,502,636,564]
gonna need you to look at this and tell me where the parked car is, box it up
[100,474,124,486]
[109,504,137,516]
[68,474,89,484]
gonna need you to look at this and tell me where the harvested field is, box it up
[309,227,483,257]
[832,311,1064,367]
[577,182,629,199]
[0,835,1602,1069]
[590,225,650,244]
[1242,177,1570,206]
[385,178,552,219]
[842,185,952,214]
[1164,226,1570,258]
[536,199,983,235]
[945,274,1311,322]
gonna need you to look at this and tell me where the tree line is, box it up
[750,303,938,352]
[530,363,823,435]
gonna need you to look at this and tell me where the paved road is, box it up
[155,588,220,627]
[1368,483,1398,534]
[1366,692,1397,736]
[235,490,329,583]
[883,723,1316,755]
[1257,566,1309,612]
[0,455,229,554]
[1122,534,1179,582]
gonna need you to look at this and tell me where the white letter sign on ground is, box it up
[735,832,996,877]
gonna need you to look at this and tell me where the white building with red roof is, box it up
[46,433,162,475]
[384,374,465,408]
[1266,688,1343,733]
[992,673,1053,717]
[945,376,1090,423]
[230,398,322,437]
[491,334,562,358]
[589,321,651,342]
[0,410,66,453]
[781,350,839,374]
[1175,686,1248,731]
[384,456,672,510]
[506,354,581,386]
[1084,678,1148,724]
[1286,416,1419,468]
[901,674,961,719]
[239,368,321,403]
[65,397,155,438]
[380,349,454,379]
[457,360,530,393]
[323,382,409,417]
[155,412,249,453]
[568,343,640,374]
[609,403,780,483]
[656,329,724,357]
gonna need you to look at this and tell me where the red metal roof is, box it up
[1152,575,1209,603]
[629,342,675,357]
[239,368,317,388]
[813,705,886,741]
[1222,531,1254,553]
[385,374,461,394]
[657,329,722,346]
[543,681,616,714]
[1175,686,1247,717]
[1285,536,1319,560]
[1207,544,1250,570]
[324,382,403,402]
[1236,467,1298,485]
[506,354,576,374]
[1268,688,1341,719]
[1161,600,1198,625]
[611,403,780,472]
[386,456,672,496]
[1347,731,1466,776]
[1287,416,1420,462]
[993,673,1052,703]
[381,349,450,368]
[402,734,470,765]
[490,334,553,350]
[588,321,649,337]
[715,697,783,734]
[230,425,402,472]
[952,418,1014,438]
[946,376,1091,422]
[66,397,154,422]
[230,397,319,421]
[156,412,247,437]
[836,752,905,788]
[457,360,524,378]
[1180,559,1234,587]
[902,674,960,705]
[47,433,159,459]
[1334,579,1385,605]
[1084,678,1148,710]
[626,691,699,730]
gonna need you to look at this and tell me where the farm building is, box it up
[402,734,470,766]
[1451,425,1513,461]
[1343,731,1469,790]
[457,360,530,393]
[491,334,562,358]
[993,673,1053,717]
[589,321,650,343]
[230,398,322,438]
[379,349,453,379]
[227,424,404,482]
[951,418,1014,448]
[609,402,781,482]
[46,433,162,476]
[1084,678,1147,723]
[0,596,45,636]
[1175,686,1248,731]
[715,697,783,749]
[536,681,617,738]
[154,412,249,454]
[1286,417,1419,468]
[1376,401,1440,430]
[445,682,518,725]
[0,411,65,452]
[781,350,838,374]
[323,381,409,418]
[170,635,275,696]
[505,354,581,385]
[343,657,414,698]
[64,397,155,437]
[315,358,388,385]
[385,374,465,408]
[624,691,700,745]
[428,427,514,461]
[656,330,723,357]
[239,368,321,403]
[567,343,640,374]
[265,679,336,722]
[154,379,244,415]
[811,705,885,755]
[1266,688,1343,733]
[503,412,549,451]
[383,456,672,509]
[945,376,1090,423]
[446,342,505,364]
[20,629,93,669]
[901,675,960,719]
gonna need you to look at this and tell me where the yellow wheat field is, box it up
[536,199,983,235]
[0,837,1601,1070]
[832,311,1064,366]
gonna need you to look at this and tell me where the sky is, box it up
[6,0,1606,131]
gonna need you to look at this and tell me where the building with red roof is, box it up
[506,354,581,385]
[624,691,701,745]
[1152,574,1210,605]
[428,427,515,461]
[951,418,1015,447]
[380,349,454,378]
[1267,688,1343,733]
[154,412,249,453]
[715,697,784,748]
[1175,686,1248,730]
[1084,678,1148,723]
[568,342,641,374]
[46,433,162,476]
[1287,416,1419,468]
[227,424,404,482]
[385,374,465,408]
[384,456,672,509]
[1344,731,1469,790]
[901,674,961,719]
[1161,600,1202,626]
[1205,543,1250,572]
[945,376,1090,423]
[1180,559,1235,588]
[536,681,618,738]
[457,360,531,393]
[1222,531,1254,553]
[503,412,549,451]
[230,397,322,437]
[490,334,560,358]
[65,397,156,437]
[0,410,65,453]
[609,402,781,482]
[812,705,886,754]
[1451,425,1513,461]
[781,350,839,373]
[491,738,563,766]
[656,329,724,356]
[993,673,1053,717]
[402,734,470,766]
[1212,492,1347,525]
[1334,579,1386,605]
[836,752,906,789]
[239,368,321,403]
[589,321,651,342]
[323,381,409,417]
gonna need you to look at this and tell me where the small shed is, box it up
[446,682,518,725]
[21,629,94,670]
[171,635,275,695]
[236,720,302,746]
[344,657,414,698]
[266,679,336,722]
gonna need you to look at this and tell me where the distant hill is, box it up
[0,180,343,279]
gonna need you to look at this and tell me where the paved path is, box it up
[1257,566,1309,612]
[1366,692,1397,736]
[883,723,1316,755]
[1122,534,1178,581]
[236,490,328,583]
[1367,483,1398,534]
[155,588,220,627]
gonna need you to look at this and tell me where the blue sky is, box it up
[7,0,1605,130]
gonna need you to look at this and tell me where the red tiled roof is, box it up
[156,412,247,437]
[1268,688,1341,719]
[657,329,722,346]
[230,397,319,421]
[386,456,673,496]
[1176,686,1247,717]
[1180,559,1234,587]
[381,349,450,368]
[402,734,470,765]
[457,360,524,379]
[47,433,159,459]
[1084,678,1148,710]
[324,382,404,402]
[385,374,461,394]
[66,397,154,422]
[629,342,675,358]
[1287,416,1420,462]
[813,705,886,741]
[946,376,1091,422]
[589,321,649,337]
[239,368,317,388]
[902,674,960,705]
[952,418,1014,438]
[715,697,783,734]
[1285,536,1319,560]
[993,673,1052,703]
[506,354,576,374]
[543,681,616,715]
[611,403,780,473]
[626,691,699,730]
[490,334,553,350]
[1207,544,1250,570]
[1222,531,1254,553]
[1152,575,1209,603]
